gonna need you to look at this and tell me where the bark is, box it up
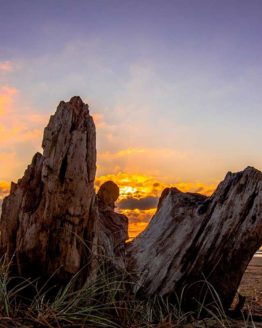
[0,97,97,281]
[127,167,262,309]
[0,97,128,283]
[88,181,128,280]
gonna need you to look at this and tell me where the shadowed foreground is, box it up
[239,256,262,318]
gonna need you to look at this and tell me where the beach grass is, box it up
[0,257,260,328]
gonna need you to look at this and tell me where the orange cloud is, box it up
[0,181,10,199]
[0,181,10,215]
[121,208,156,239]
[97,147,188,179]
[0,85,48,181]
[96,172,215,199]
[96,172,166,200]
[0,61,14,73]
[98,147,186,162]
[0,86,47,144]
[174,181,216,196]
[93,113,110,129]
[0,123,43,144]
[0,152,23,182]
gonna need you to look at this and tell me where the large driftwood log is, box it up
[1,96,262,311]
[127,167,262,309]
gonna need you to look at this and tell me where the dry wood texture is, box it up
[0,97,129,283]
[127,167,262,309]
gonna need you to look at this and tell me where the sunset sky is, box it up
[1,0,262,236]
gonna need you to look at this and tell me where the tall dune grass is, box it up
[0,257,257,327]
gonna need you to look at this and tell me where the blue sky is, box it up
[1,0,262,188]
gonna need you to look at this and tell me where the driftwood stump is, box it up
[127,167,262,309]
[0,97,127,282]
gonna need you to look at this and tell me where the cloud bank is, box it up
[118,196,159,210]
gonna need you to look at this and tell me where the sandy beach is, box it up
[238,255,262,320]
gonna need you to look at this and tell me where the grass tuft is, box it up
[0,258,258,327]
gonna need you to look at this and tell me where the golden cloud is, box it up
[174,181,217,196]
[0,181,10,198]
[0,86,47,144]
[0,181,10,215]
[96,147,197,187]
[120,209,156,239]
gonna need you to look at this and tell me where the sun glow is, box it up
[120,185,137,196]
[96,172,217,238]
[0,181,10,195]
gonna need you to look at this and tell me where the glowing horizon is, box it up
[0,167,217,238]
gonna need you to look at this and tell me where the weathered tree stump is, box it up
[0,97,130,282]
[127,167,262,309]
